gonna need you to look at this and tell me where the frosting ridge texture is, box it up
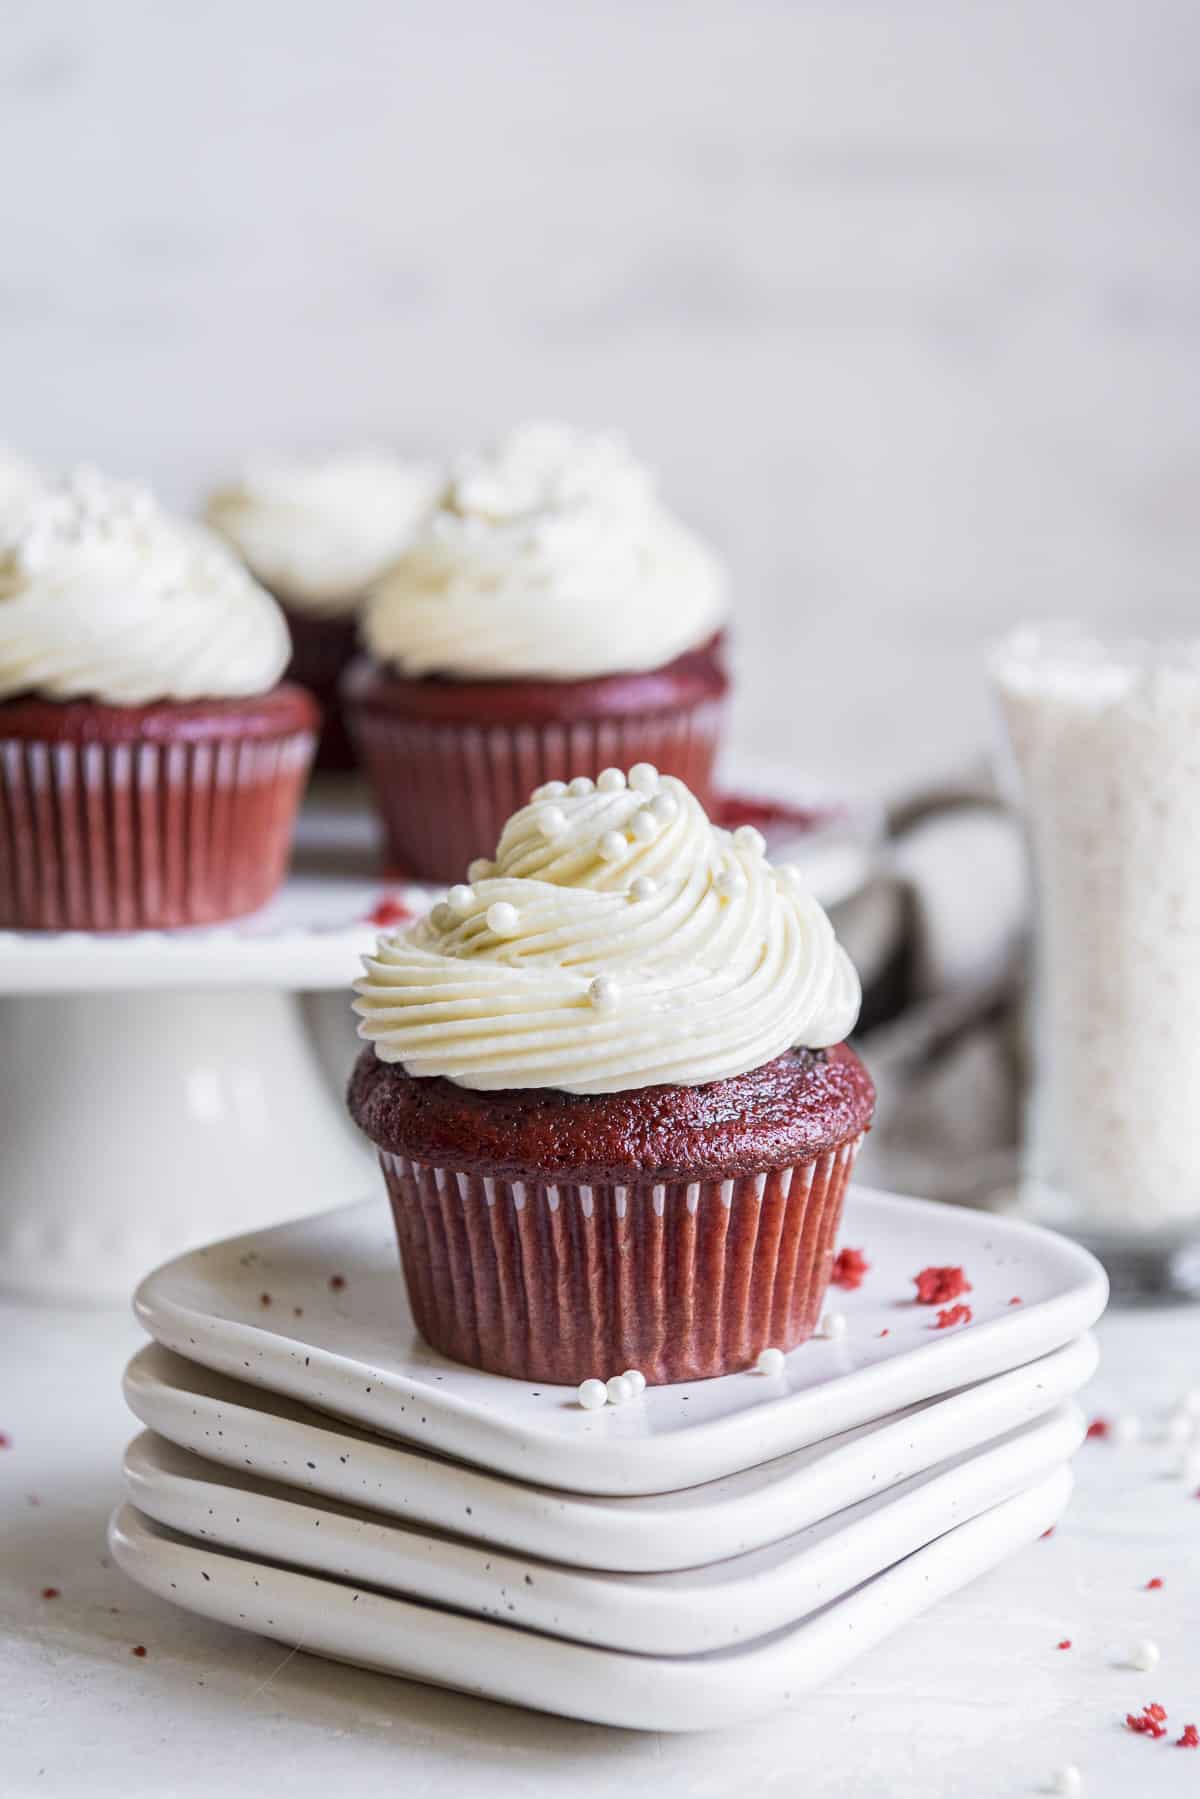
[354,770,861,1093]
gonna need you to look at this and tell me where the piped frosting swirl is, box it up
[361,422,727,681]
[354,768,861,1094]
[0,468,291,705]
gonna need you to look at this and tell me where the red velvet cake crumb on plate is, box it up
[913,1265,972,1305]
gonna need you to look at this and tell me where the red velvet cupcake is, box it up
[344,424,730,883]
[349,768,872,1386]
[0,469,317,930]
[206,452,437,773]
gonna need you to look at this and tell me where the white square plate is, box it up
[123,1335,1097,1572]
[134,1187,1107,1496]
[122,1404,1082,1656]
[109,1468,1071,1732]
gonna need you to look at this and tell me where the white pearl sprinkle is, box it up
[623,1369,646,1394]
[599,830,628,862]
[539,805,568,839]
[568,776,595,797]
[606,1374,635,1406]
[467,859,493,883]
[1128,1638,1160,1672]
[630,808,659,843]
[756,1347,785,1376]
[1049,1767,1082,1798]
[649,791,678,824]
[714,865,746,898]
[629,875,657,902]
[588,975,619,1012]
[446,884,474,915]
[486,901,519,936]
[430,902,456,932]
[628,763,659,794]
[733,824,767,857]
[577,1379,607,1412]
[821,1311,848,1341]
[1108,1412,1140,1446]
[596,768,626,793]
[533,780,567,801]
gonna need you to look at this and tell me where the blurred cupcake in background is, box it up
[206,451,437,771]
[0,467,317,929]
[343,422,729,882]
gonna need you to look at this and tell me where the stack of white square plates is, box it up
[110,1186,1107,1731]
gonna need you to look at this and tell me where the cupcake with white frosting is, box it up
[348,767,872,1385]
[343,422,729,881]
[0,468,317,929]
[205,450,437,770]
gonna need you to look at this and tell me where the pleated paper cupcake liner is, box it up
[377,1133,863,1385]
[0,729,314,930]
[348,700,725,883]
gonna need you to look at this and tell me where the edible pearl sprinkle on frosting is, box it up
[577,1379,606,1411]
[755,1348,785,1375]
[206,450,438,615]
[354,771,861,1094]
[361,424,727,681]
[820,1311,848,1341]
[0,468,290,705]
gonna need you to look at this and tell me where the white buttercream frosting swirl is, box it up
[205,450,439,616]
[0,468,291,705]
[354,769,860,1093]
[361,422,728,681]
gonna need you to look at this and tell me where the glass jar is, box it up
[992,624,1200,1292]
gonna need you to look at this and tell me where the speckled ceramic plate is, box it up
[123,1335,1097,1572]
[109,1467,1071,1732]
[122,1405,1082,1655]
[133,1188,1108,1496]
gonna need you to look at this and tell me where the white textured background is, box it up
[3,0,1198,791]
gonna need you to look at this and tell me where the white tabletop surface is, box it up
[3,1297,1198,1799]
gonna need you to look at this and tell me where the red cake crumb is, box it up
[877,1328,890,1338]
[1041,1527,1056,1539]
[1178,1725,1199,1748]
[41,1587,59,1600]
[0,1433,10,1449]
[1085,1417,1111,1440]
[367,895,412,929]
[933,1304,972,1330]
[1146,1578,1164,1590]
[131,1645,147,1658]
[329,1274,346,1291]
[259,1292,271,1307]
[1056,1639,1072,1650]
[913,1266,972,1305]
[1008,1296,1023,1306]
[831,1247,870,1290]
[1146,1704,1168,1722]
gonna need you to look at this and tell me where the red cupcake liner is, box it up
[281,606,360,774]
[350,702,725,883]
[377,1132,863,1385]
[0,729,314,930]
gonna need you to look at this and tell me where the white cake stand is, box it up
[0,795,435,1305]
